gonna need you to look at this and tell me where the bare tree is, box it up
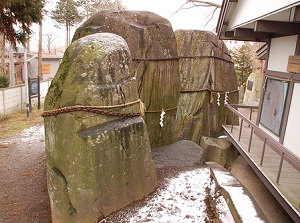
[175,1,221,27]
[43,32,57,53]
[244,42,265,76]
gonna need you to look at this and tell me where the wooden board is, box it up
[287,56,300,73]
[42,64,50,74]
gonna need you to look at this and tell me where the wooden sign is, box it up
[42,64,51,74]
[287,56,300,73]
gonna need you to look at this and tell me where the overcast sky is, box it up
[30,0,222,52]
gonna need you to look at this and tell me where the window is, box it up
[259,78,289,136]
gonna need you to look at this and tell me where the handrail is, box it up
[225,104,300,183]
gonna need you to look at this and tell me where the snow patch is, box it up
[102,168,234,223]
[19,125,44,143]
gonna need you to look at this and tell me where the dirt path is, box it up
[0,125,51,223]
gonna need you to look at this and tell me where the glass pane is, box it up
[259,78,288,136]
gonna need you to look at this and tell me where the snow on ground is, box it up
[2,125,45,144]
[128,168,211,223]
[103,168,235,223]
[1,125,266,223]
[18,125,45,143]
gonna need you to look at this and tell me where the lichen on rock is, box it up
[72,10,181,149]
[44,32,157,223]
[174,30,239,144]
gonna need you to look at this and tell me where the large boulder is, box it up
[174,30,238,144]
[72,10,181,149]
[43,33,157,223]
[200,136,239,168]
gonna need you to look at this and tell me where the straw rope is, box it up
[42,99,145,117]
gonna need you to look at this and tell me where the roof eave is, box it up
[216,0,238,37]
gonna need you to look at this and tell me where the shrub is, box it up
[0,74,9,88]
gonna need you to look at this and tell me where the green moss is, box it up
[175,30,184,53]
[73,23,93,41]
[44,48,72,109]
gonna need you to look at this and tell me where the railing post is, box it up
[224,106,228,125]
[276,152,284,184]
[248,108,253,127]
[231,110,234,133]
[249,108,253,121]
[238,119,243,141]
[248,127,254,152]
[260,138,267,165]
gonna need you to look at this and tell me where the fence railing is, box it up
[0,79,51,115]
[224,104,300,184]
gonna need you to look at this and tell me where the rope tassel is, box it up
[159,109,166,127]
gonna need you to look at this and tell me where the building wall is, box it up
[42,59,61,80]
[283,83,300,159]
[0,80,51,115]
[267,35,298,72]
[228,0,299,29]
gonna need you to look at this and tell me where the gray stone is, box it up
[72,10,181,149]
[153,140,205,168]
[207,162,268,223]
[44,33,157,223]
[243,72,263,106]
[174,30,238,144]
[200,136,239,168]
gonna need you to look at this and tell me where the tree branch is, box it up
[173,1,221,28]
[179,0,221,10]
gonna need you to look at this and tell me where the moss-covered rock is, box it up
[174,30,238,144]
[44,33,157,223]
[72,10,181,149]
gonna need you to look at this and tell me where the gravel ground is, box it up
[0,125,51,223]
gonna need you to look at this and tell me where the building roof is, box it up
[42,53,63,60]
[217,0,300,41]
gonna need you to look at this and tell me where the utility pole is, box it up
[23,46,30,117]
[38,20,43,80]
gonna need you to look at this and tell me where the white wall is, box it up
[42,60,60,80]
[283,83,300,159]
[228,0,299,29]
[0,86,25,115]
[267,35,298,72]
[0,80,51,115]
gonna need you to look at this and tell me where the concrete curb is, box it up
[206,162,269,223]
